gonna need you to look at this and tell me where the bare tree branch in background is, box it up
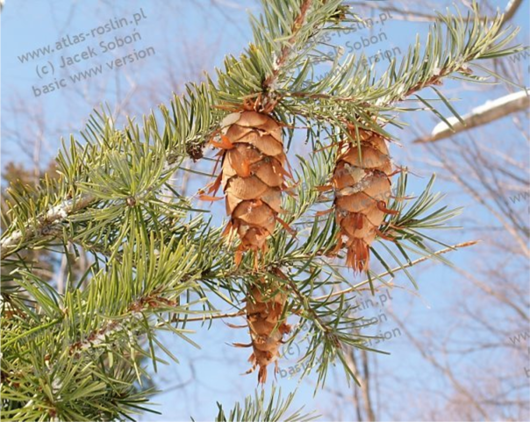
[501,0,525,26]
[413,90,530,143]
[416,0,529,144]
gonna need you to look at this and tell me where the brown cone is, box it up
[332,129,395,272]
[214,110,288,265]
[244,273,290,383]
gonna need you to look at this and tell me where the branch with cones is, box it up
[2,2,527,417]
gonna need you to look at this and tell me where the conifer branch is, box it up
[1,0,527,419]
[279,1,524,130]
[214,386,318,422]
[262,0,313,92]
[0,194,96,259]
[1,84,216,260]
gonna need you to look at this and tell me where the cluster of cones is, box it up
[204,108,396,382]
[204,107,291,383]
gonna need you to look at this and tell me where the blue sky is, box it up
[2,1,529,421]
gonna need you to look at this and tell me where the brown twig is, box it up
[70,293,180,355]
[262,0,313,92]
[166,310,246,324]
[313,240,478,301]
[501,0,524,27]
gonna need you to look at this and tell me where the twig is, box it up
[313,240,478,301]
[1,194,96,259]
[262,0,313,93]
[1,146,186,259]
[70,293,180,354]
[407,0,528,145]
[167,310,245,324]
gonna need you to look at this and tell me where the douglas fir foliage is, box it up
[1,0,525,420]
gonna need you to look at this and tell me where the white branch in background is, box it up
[501,0,524,26]
[414,90,530,143]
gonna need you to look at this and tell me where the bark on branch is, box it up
[0,194,96,259]
[501,0,524,26]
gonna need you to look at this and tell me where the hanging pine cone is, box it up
[206,109,290,266]
[331,128,396,272]
[204,105,292,383]
[240,272,291,383]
